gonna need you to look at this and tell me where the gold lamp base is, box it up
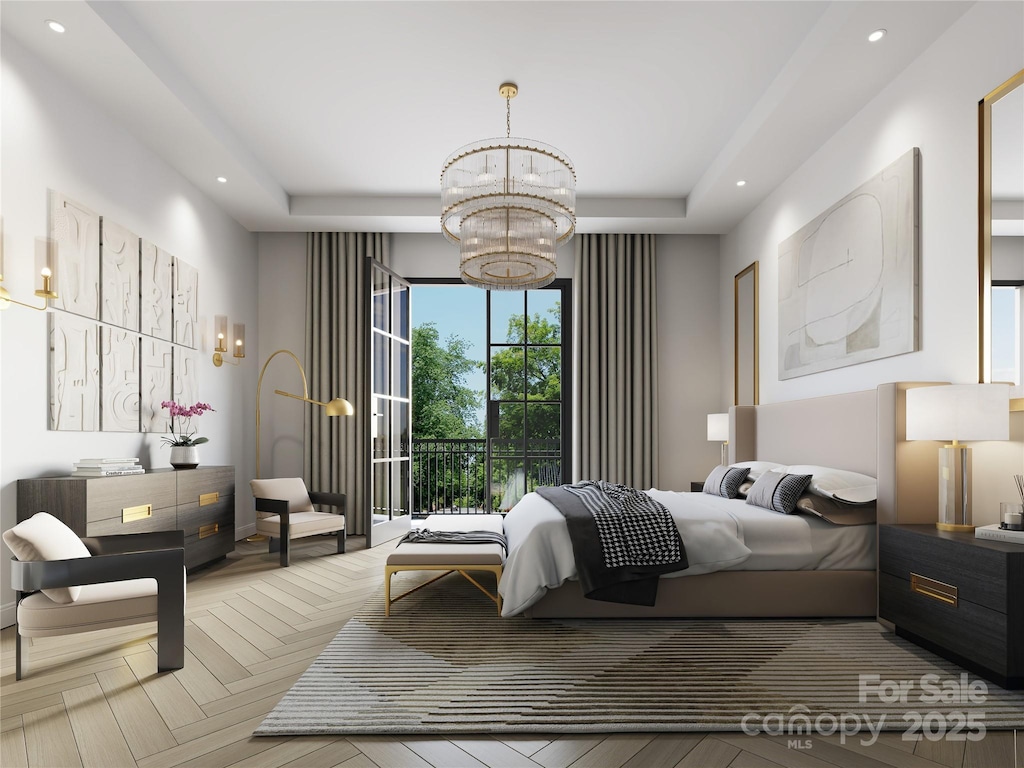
[936,522,975,533]
[246,533,269,542]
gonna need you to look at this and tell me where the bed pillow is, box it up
[744,470,812,514]
[702,465,751,499]
[783,465,877,503]
[729,461,785,497]
[729,461,785,482]
[2,512,90,603]
[794,494,877,525]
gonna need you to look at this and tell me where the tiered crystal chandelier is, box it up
[441,83,576,290]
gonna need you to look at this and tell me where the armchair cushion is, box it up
[18,578,158,635]
[3,512,90,604]
[250,478,315,513]
[256,511,346,539]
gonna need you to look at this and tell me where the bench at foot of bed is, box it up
[384,514,505,616]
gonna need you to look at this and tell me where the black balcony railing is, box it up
[412,438,562,517]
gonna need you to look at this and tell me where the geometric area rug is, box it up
[255,574,1024,735]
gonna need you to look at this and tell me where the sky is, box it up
[412,284,487,424]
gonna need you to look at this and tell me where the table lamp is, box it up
[707,413,730,466]
[905,383,1010,531]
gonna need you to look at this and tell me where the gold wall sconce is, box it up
[212,316,245,366]
[0,234,59,311]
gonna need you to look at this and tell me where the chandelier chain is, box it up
[506,96,511,139]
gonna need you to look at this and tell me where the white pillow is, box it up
[783,465,877,503]
[729,461,785,482]
[2,512,90,603]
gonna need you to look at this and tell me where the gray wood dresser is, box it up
[18,466,235,571]
[879,524,1023,689]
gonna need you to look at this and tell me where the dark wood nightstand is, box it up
[690,481,705,493]
[878,524,1023,689]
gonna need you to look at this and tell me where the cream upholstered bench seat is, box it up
[385,514,505,616]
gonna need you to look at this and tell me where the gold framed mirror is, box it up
[734,261,759,405]
[978,69,1024,410]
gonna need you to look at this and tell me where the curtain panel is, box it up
[573,233,659,488]
[306,232,390,536]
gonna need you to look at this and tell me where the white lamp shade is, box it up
[905,384,1010,442]
[707,413,729,442]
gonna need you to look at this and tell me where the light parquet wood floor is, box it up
[1,537,1020,768]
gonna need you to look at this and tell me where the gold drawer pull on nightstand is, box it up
[198,523,219,539]
[911,573,958,606]
[199,492,219,506]
[122,504,152,523]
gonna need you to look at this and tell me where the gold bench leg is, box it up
[383,564,503,615]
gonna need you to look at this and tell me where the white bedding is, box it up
[498,489,876,617]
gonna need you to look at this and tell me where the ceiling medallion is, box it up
[441,82,576,290]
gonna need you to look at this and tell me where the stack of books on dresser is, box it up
[71,458,144,477]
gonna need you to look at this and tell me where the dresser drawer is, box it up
[85,473,178,525]
[177,498,234,538]
[185,524,234,570]
[879,525,1009,612]
[176,467,234,508]
[879,571,1010,676]
[88,503,178,537]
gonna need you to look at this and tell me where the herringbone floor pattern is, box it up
[1,536,1019,768]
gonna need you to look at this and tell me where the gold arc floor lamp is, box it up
[250,349,354,542]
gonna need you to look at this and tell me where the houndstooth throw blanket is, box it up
[536,481,687,606]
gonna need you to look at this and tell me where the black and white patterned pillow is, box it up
[744,470,812,513]
[702,465,751,499]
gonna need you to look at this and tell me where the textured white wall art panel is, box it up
[100,326,141,432]
[173,257,198,348]
[141,240,172,340]
[778,148,920,380]
[141,337,173,433]
[49,313,100,430]
[50,191,100,319]
[173,346,199,408]
[101,219,140,330]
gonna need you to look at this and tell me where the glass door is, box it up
[487,284,570,511]
[366,262,412,546]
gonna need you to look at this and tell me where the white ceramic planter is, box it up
[169,445,200,470]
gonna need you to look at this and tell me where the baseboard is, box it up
[237,522,256,540]
[2,600,16,630]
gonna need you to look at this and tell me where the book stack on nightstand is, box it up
[879,525,1023,689]
[975,524,1024,545]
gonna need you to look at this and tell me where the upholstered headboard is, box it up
[730,383,943,525]
[731,390,877,476]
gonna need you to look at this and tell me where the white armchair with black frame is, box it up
[250,477,346,567]
[4,513,185,680]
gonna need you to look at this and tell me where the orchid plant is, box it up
[161,400,215,446]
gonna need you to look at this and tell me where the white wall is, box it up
[1,35,259,626]
[718,2,1024,524]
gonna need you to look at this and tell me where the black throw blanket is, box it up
[536,482,688,606]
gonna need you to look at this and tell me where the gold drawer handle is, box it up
[911,573,958,606]
[198,523,219,539]
[199,492,219,506]
[122,504,152,523]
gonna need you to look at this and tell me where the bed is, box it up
[498,384,940,619]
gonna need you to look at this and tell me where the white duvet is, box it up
[499,489,752,616]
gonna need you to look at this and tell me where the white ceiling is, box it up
[2,1,975,234]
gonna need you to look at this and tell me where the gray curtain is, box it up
[305,232,390,536]
[574,233,659,488]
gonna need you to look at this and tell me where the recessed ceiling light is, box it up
[868,29,886,43]
[46,20,66,34]
[736,180,747,187]
[216,176,227,183]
